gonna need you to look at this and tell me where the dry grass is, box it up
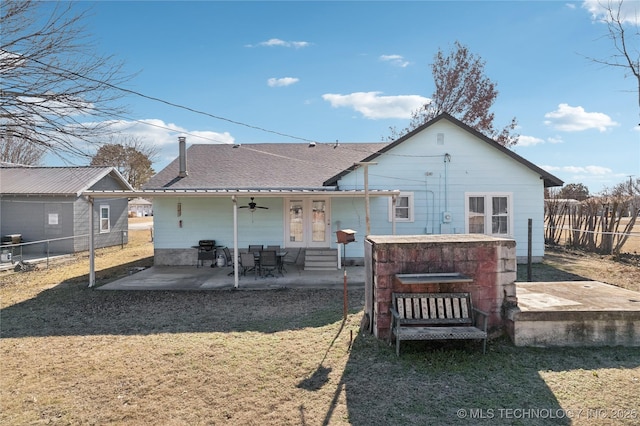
[1,229,639,425]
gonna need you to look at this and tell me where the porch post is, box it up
[356,162,377,236]
[88,196,95,287]
[232,195,239,289]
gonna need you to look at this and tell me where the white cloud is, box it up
[541,164,613,175]
[543,103,619,132]
[547,135,564,144]
[322,91,430,119]
[582,0,640,25]
[246,38,310,48]
[104,119,234,147]
[517,135,545,147]
[267,77,299,87]
[380,54,410,68]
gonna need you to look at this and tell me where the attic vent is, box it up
[437,133,445,145]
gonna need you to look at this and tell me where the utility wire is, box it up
[29,57,317,144]
[26,57,449,165]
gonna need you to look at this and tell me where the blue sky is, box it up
[63,0,639,194]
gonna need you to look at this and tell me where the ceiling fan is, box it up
[239,197,269,212]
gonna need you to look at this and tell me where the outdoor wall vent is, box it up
[437,133,445,145]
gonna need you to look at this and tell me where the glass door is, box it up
[287,198,330,247]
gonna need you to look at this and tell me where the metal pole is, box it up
[527,218,532,282]
[232,195,239,289]
[343,243,348,321]
[88,197,95,287]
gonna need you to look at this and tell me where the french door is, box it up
[286,198,330,248]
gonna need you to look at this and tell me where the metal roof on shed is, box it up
[0,166,132,196]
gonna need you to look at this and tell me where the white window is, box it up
[100,205,110,233]
[389,192,414,222]
[465,193,512,237]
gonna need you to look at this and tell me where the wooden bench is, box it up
[389,292,488,356]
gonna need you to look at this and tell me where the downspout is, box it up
[444,153,451,213]
[391,194,397,235]
[88,196,95,287]
[425,172,434,234]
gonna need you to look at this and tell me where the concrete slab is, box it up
[517,281,640,313]
[511,281,640,347]
[97,264,365,291]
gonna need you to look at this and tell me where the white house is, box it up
[122,114,562,267]
[128,197,153,217]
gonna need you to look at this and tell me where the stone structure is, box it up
[364,234,517,340]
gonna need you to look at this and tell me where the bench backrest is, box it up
[392,292,475,325]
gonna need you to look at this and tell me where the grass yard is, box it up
[1,229,639,425]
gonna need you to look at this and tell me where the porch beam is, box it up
[82,189,401,198]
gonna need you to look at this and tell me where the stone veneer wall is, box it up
[365,234,517,340]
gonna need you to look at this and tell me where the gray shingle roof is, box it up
[0,166,132,196]
[144,143,388,190]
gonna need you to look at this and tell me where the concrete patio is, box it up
[97,263,365,291]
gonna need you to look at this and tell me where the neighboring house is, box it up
[142,113,563,266]
[129,197,153,217]
[0,165,133,256]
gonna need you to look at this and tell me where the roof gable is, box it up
[323,113,563,188]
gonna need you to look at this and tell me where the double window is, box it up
[388,192,414,222]
[465,193,511,236]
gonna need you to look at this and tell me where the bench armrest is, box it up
[389,307,401,320]
[472,308,489,333]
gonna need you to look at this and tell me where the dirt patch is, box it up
[540,246,640,292]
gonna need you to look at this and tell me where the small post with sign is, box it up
[336,229,357,321]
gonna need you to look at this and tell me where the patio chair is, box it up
[259,250,278,278]
[266,245,280,251]
[249,245,263,254]
[281,248,300,273]
[222,247,235,276]
[240,252,257,279]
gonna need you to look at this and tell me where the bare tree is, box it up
[0,124,45,165]
[586,0,640,121]
[0,1,132,162]
[90,136,158,189]
[389,41,519,146]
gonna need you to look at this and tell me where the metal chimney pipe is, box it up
[178,136,188,177]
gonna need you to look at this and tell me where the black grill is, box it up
[197,240,216,267]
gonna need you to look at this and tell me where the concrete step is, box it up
[304,248,338,271]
